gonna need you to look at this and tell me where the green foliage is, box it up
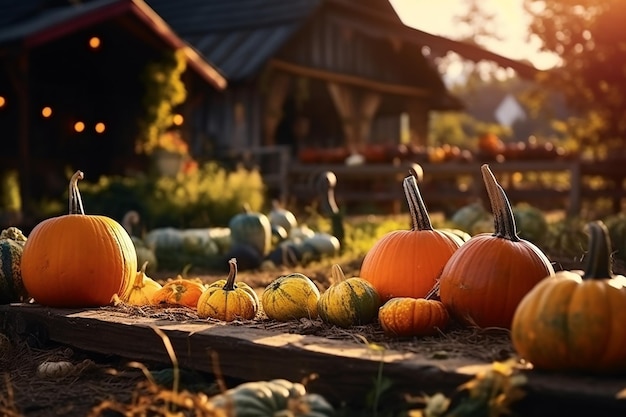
[0,170,21,213]
[77,162,265,230]
[137,49,187,155]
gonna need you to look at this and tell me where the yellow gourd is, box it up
[123,261,163,306]
[197,258,259,321]
[262,273,320,321]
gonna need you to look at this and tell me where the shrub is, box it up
[78,162,266,229]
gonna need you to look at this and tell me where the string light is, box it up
[89,36,101,49]
[42,106,52,118]
[95,122,106,133]
[0,96,5,108]
[74,121,85,132]
[172,113,184,126]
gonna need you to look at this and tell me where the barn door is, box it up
[262,72,291,146]
[327,82,380,152]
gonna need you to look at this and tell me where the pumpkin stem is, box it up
[69,170,85,215]
[403,175,433,231]
[316,171,345,248]
[424,280,440,301]
[583,221,613,279]
[223,258,238,291]
[133,261,150,287]
[481,164,519,242]
[330,264,346,285]
[122,210,141,235]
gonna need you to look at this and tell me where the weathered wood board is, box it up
[2,303,626,416]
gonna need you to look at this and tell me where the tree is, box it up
[524,0,626,156]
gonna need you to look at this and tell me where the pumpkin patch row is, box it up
[358,163,626,373]
[2,165,626,377]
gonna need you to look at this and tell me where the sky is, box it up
[389,0,560,71]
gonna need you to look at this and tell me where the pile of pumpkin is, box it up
[127,198,341,274]
[2,167,626,376]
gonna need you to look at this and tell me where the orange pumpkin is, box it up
[438,164,555,328]
[511,221,626,373]
[360,173,462,302]
[21,171,137,307]
[378,297,449,337]
[478,132,505,157]
[151,277,205,309]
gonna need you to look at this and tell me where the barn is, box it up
[0,0,536,222]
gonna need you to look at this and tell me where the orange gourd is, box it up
[360,173,462,302]
[151,277,205,309]
[378,297,449,337]
[438,164,555,328]
[21,171,137,307]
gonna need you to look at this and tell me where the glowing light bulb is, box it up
[89,37,101,49]
[172,114,184,126]
[42,107,52,118]
[95,122,106,133]
[74,121,85,132]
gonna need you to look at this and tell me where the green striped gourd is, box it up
[318,264,381,328]
[0,227,28,303]
[261,273,320,321]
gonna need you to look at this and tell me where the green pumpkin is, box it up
[130,236,158,275]
[450,201,490,233]
[262,273,321,321]
[268,200,298,234]
[228,204,272,256]
[298,232,341,263]
[513,203,548,244]
[208,379,335,417]
[603,213,626,263]
[0,227,28,303]
[318,264,381,328]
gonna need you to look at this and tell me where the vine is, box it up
[136,49,187,155]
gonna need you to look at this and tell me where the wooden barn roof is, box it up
[0,0,227,90]
[145,0,539,81]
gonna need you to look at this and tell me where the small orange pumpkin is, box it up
[151,277,205,309]
[378,297,449,337]
[21,171,137,307]
[360,173,462,302]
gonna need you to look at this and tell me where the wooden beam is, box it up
[2,304,626,416]
[269,59,432,99]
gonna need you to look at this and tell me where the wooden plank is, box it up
[2,304,626,416]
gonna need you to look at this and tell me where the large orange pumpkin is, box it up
[360,173,462,302]
[511,221,626,373]
[21,171,137,307]
[438,164,555,328]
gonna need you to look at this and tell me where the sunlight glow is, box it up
[389,0,561,71]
